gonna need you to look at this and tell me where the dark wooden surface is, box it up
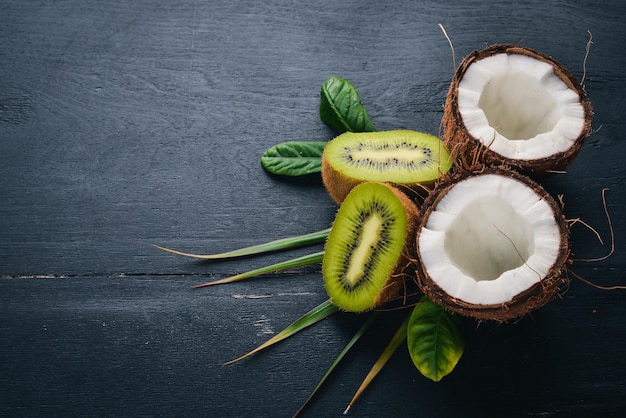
[1,1,625,417]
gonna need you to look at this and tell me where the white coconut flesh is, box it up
[418,174,561,305]
[457,53,586,160]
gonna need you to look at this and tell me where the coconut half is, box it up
[415,167,569,321]
[443,44,593,173]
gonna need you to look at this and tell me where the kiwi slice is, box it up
[322,130,452,204]
[323,182,419,312]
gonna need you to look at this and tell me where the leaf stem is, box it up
[191,251,324,288]
[344,316,409,414]
[155,228,330,260]
[225,299,339,365]
[293,312,380,418]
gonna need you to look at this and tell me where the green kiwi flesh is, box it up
[323,182,416,312]
[322,130,453,204]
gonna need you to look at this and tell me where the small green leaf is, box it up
[260,141,327,176]
[225,299,339,365]
[320,76,376,134]
[407,297,464,382]
[191,251,324,288]
[344,316,408,414]
[155,228,330,260]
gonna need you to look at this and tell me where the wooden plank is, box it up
[1,0,625,416]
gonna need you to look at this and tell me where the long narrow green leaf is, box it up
[225,299,339,365]
[344,316,409,414]
[191,252,324,288]
[155,228,330,260]
[293,312,380,418]
[406,296,464,382]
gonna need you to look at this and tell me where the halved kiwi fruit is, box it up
[322,130,453,204]
[323,182,419,312]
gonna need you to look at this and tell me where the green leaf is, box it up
[344,316,408,414]
[260,141,327,176]
[155,228,330,260]
[293,312,380,418]
[225,299,339,365]
[191,251,324,288]
[407,297,464,382]
[320,76,376,134]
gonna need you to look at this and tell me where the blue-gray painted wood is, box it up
[1,1,625,416]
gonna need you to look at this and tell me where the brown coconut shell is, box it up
[443,44,593,175]
[415,167,570,321]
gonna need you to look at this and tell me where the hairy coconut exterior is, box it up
[371,184,421,309]
[443,44,593,174]
[415,167,570,321]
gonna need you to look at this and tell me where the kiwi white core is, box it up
[345,214,384,286]
[457,53,586,160]
[418,174,561,305]
[350,148,428,165]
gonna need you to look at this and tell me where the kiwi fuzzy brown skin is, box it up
[443,44,593,175]
[323,182,420,313]
[321,154,363,205]
[414,166,571,322]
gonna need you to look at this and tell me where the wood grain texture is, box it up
[1,0,625,416]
